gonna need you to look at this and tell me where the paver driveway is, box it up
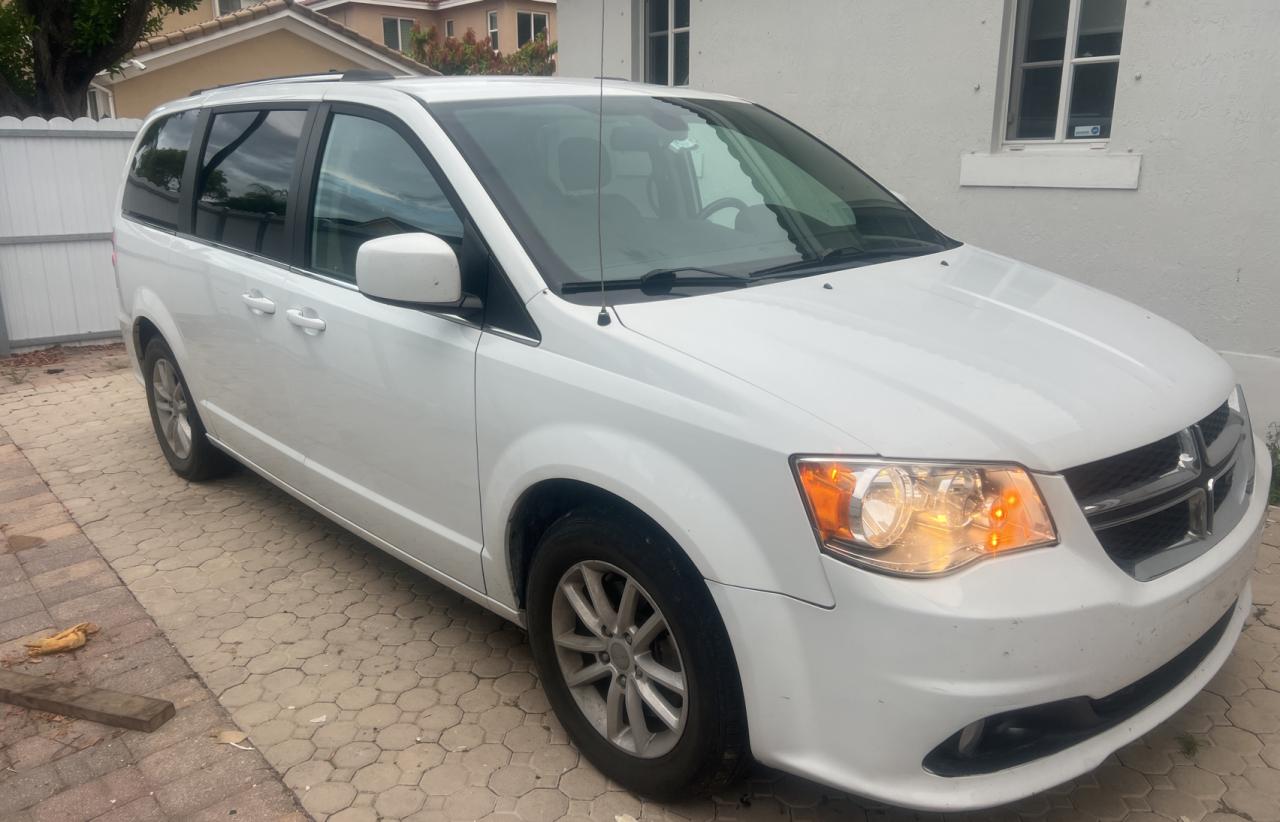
[1,344,1278,822]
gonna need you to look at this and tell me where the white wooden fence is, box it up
[0,116,141,355]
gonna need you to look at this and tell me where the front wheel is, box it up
[526,506,749,799]
[143,338,235,481]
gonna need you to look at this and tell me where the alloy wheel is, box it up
[152,358,193,460]
[550,560,688,758]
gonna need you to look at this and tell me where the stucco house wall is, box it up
[558,0,1280,431]
[110,28,366,117]
[309,0,556,54]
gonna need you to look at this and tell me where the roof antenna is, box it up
[595,0,611,327]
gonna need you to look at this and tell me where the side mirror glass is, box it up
[355,233,461,306]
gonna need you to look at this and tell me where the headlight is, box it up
[793,458,1057,576]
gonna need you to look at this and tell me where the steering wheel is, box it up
[697,197,749,221]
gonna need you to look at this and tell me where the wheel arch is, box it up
[505,478,681,610]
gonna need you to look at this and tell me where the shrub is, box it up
[409,26,557,76]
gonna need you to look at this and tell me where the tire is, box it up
[527,505,749,800]
[142,338,235,481]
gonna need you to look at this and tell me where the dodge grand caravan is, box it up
[112,74,1270,811]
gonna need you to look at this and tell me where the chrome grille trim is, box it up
[1065,392,1254,581]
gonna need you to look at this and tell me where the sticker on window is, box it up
[1073,125,1103,138]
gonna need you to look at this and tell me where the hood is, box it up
[614,245,1234,471]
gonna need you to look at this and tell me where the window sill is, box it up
[959,150,1141,190]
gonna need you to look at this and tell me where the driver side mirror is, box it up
[355,233,461,306]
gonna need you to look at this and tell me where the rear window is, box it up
[122,111,198,230]
[194,109,307,262]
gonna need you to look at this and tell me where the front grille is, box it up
[1062,435,1182,502]
[1213,469,1234,511]
[1095,500,1191,564]
[1063,394,1250,581]
[1199,402,1230,447]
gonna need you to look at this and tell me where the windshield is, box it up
[430,95,958,302]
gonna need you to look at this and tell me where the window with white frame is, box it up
[488,11,499,50]
[517,11,549,47]
[644,0,689,86]
[382,16,415,52]
[445,19,455,38]
[86,86,114,120]
[1004,0,1126,144]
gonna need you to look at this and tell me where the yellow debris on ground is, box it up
[24,623,100,657]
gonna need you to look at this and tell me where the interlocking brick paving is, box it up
[0,394,303,822]
[2,343,1278,821]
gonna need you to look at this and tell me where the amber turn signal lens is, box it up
[796,461,856,544]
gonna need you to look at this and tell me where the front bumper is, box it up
[711,439,1270,812]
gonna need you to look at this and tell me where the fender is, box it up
[480,421,838,611]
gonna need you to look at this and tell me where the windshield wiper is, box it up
[751,242,946,280]
[561,267,751,295]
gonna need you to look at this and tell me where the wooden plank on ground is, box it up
[0,669,175,732]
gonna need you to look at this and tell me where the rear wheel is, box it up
[143,338,234,481]
[527,506,749,799]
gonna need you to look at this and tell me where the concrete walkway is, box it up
[1,343,1278,822]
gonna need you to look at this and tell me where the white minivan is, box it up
[113,73,1270,811]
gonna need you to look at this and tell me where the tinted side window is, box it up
[122,111,198,230]
[195,109,307,261]
[310,113,463,283]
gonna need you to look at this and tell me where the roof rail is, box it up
[190,69,398,96]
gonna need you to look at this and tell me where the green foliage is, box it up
[1266,422,1279,505]
[0,4,35,99]
[409,25,557,77]
[0,0,199,117]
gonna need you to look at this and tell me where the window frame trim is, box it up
[445,18,455,38]
[181,101,317,267]
[999,0,1122,150]
[487,10,499,51]
[382,15,416,51]
[516,10,550,47]
[644,0,690,87]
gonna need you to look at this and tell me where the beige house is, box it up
[302,0,557,56]
[93,0,432,119]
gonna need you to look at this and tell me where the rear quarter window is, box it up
[122,110,198,230]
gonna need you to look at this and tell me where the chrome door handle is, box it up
[285,308,326,332]
[240,291,275,315]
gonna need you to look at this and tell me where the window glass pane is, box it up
[518,12,532,46]
[445,19,454,37]
[647,0,668,34]
[195,109,306,261]
[1017,0,1069,62]
[674,31,689,86]
[399,19,414,51]
[674,0,689,28]
[646,34,669,85]
[1076,0,1125,56]
[383,17,398,48]
[1066,61,1118,139]
[1008,65,1062,139]
[533,13,548,40]
[123,111,198,230]
[311,114,462,282]
[488,13,498,49]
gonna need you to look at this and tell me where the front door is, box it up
[275,106,484,590]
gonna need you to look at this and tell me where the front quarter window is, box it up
[430,95,956,304]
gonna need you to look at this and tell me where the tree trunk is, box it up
[33,80,91,120]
